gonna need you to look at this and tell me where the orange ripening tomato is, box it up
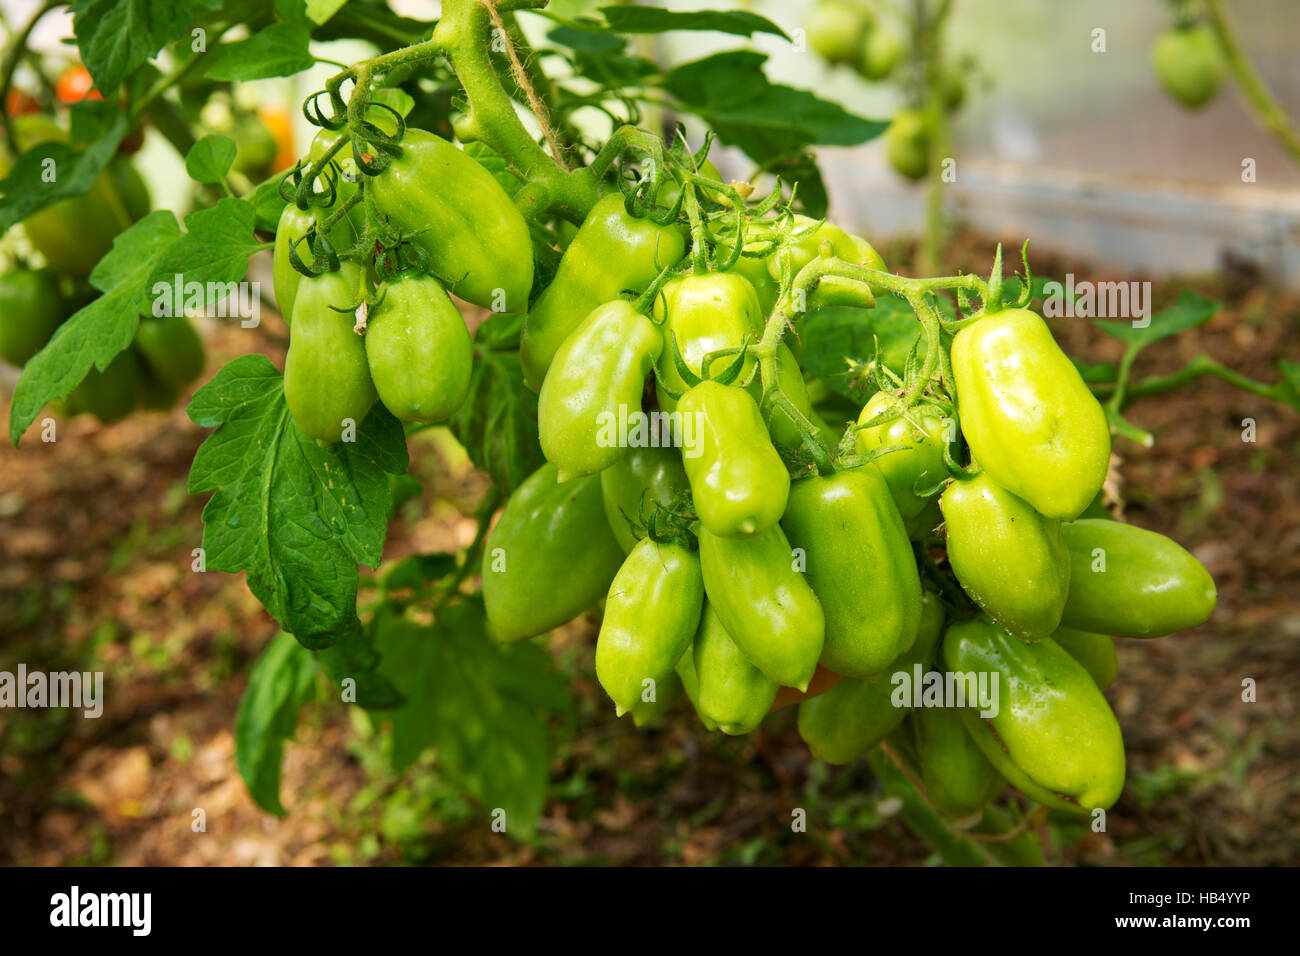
[769,666,843,712]
[4,87,41,117]
[259,106,296,174]
[55,65,104,104]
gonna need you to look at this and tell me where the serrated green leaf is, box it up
[451,347,543,494]
[186,134,238,183]
[315,627,405,710]
[145,198,260,297]
[207,21,315,82]
[601,7,788,39]
[0,118,126,229]
[235,632,319,815]
[70,0,203,94]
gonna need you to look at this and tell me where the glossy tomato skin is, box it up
[796,591,943,764]
[538,300,662,481]
[283,263,376,443]
[951,307,1110,520]
[1152,25,1224,109]
[595,538,704,717]
[806,0,873,65]
[766,214,887,308]
[697,524,824,691]
[885,108,929,181]
[855,392,948,518]
[693,603,779,735]
[599,445,690,554]
[0,270,63,366]
[942,620,1126,813]
[941,472,1070,642]
[677,381,789,539]
[272,202,358,326]
[1051,627,1118,690]
[1060,519,1217,637]
[482,462,625,644]
[133,314,205,389]
[913,705,1005,819]
[521,191,686,390]
[781,467,922,679]
[369,127,533,314]
[653,271,762,405]
[365,274,472,424]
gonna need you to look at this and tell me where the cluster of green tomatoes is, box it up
[475,154,1217,820]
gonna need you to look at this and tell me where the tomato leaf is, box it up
[801,300,919,400]
[1092,289,1218,349]
[599,7,788,40]
[207,21,316,82]
[234,632,319,816]
[8,210,181,445]
[375,602,570,837]
[187,355,409,645]
[70,0,200,95]
[0,117,126,229]
[451,347,543,494]
[314,625,405,711]
[186,134,238,183]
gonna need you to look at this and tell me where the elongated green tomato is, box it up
[913,705,1005,819]
[653,271,762,407]
[765,215,887,308]
[694,603,780,735]
[307,127,360,208]
[782,467,921,678]
[482,462,625,643]
[761,343,817,449]
[885,109,929,181]
[0,270,62,366]
[630,668,683,728]
[368,127,533,313]
[1060,519,1217,637]
[283,262,376,443]
[365,274,471,423]
[952,307,1110,520]
[66,347,142,423]
[797,591,944,764]
[677,381,790,538]
[599,445,690,554]
[940,472,1069,641]
[272,202,357,325]
[521,192,686,389]
[942,620,1126,813]
[596,538,704,717]
[698,524,824,690]
[858,26,903,81]
[133,314,206,389]
[855,392,948,518]
[1152,25,1224,109]
[1051,627,1118,690]
[806,0,873,64]
[727,248,780,318]
[538,300,663,481]
[674,641,718,731]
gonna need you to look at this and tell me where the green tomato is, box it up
[913,706,1005,819]
[1060,519,1217,637]
[134,359,181,411]
[941,472,1070,642]
[858,27,903,81]
[674,637,718,731]
[806,0,873,65]
[1051,627,1118,690]
[781,467,922,678]
[368,126,534,314]
[942,620,1126,813]
[653,271,763,404]
[698,523,825,691]
[596,537,704,717]
[366,273,472,424]
[66,347,142,424]
[1152,25,1224,109]
[855,392,948,518]
[272,202,358,326]
[951,307,1110,520]
[539,299,663,481]
[766,215,887,309]
[231,114,278,177]
[283,262,376,443]
[677,381,790,538]
[521,192,686,390]
[0,270,63,366]
[599,445,690,554]
[630,668,683,728]
[885,108,930,181]
[797,591,944,764]
[940,70,967,111]
[693,602,780,735]
[482,462,625,644]
[133,314,206,390]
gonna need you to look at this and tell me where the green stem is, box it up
[866,745,992,866]
[1107,353,1294,407]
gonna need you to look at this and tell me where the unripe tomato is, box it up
[806,0,873,65]
[538,299,663,481]
[677,381,790,538]
[765,215,887,308]
[653,271,762,405]
[283,262,376,443]
[272,202,357,325]
[858,27,903,81]
[482,462,625,643]
[1051,627,1118,690]
[0,270,63,367]
[951,307,1109,520]
[855,392,948,518]
[596,537,704,717]
[913,706,1005,818]
[885,108,929,181]
[942,620,1126,813]
[1060,519,1217,637]
[698,524,824,691]
[366,274,472,424]
[133,314,205,390]
[66,347,142,423]
[1152,25,1225,110]
[693,603,779,735]
[941,472,1070,642]
[599,445,690,554]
